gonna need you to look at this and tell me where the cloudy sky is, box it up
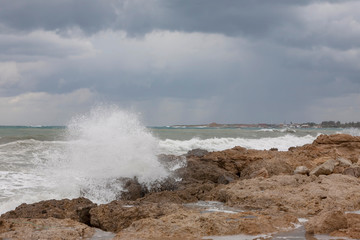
[0,0,360,126]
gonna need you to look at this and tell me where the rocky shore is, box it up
[2,134,360,239]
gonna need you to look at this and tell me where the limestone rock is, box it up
[337,157,353,167]
[89,201,181,232]
[343,166,360,178]
[314,134,360,145]
[0,217,94,240]
[294,166,310,175]
[305,210,347,234]
[310,159,336,176]
[249,167,269,178]
[331,213,360,239]
[0,198,96,225]
[186,148,209,157]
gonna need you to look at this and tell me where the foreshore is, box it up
[1,133,360,239]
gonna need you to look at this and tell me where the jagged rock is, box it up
[343,166,360,178]
[119,177,148,201]
[89,201,181,232]
[310,159,336,176]
[314,134,360,145]
[337,157,353,167]
[114,210,298,239]
[0,218,94,240]
[214,174,360,216]
[249,167,269,178]
[331,213,360,239]
[0,198,96,224]
[294,166,310,175]
[305,210,347,234]
[186,148,209,157]
[217,174,235,184]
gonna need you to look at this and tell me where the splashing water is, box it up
[46,106,169,203]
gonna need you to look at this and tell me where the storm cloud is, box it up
[0,0,359,125]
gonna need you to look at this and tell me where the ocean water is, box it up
[0,107,357,214]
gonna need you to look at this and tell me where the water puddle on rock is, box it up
[89,229,116,240]
[184,201,244,214]
[203,217,356,240]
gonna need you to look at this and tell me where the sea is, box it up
[1,107,359,215]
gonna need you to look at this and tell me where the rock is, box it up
[186,148,209,157]
[331,213,360,239]
[314,134,360,145]
[120,177,148,201]
[294,166,310,175]
[240,158,293,179]
[249,167,269,178]
[305,210,347,234]
[214,174,360,216]
[0,217,94,240]
[89,201,181,232]
[337,157,353,167]
[0,198,96,224]
[114,210,298,239]
[343,166,360,178]
[217,174,235,184]
[310,159,336,176]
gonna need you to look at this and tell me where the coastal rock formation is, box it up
[2,134,360,239]
[1,198,96,225]
[0,218,94,240]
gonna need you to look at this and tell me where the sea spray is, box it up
[47,106,169,203]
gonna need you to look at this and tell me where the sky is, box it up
[0,0,360,126]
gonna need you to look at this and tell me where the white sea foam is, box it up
[42,106,169,203]
[159,134,316,155]
[341,128,360,136]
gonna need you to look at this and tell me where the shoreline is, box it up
[1,133,360,239]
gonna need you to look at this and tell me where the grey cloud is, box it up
[0,0,117,34]
[0,0,322,37]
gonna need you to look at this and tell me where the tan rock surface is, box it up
[213,174,360,216]
[1,197,96,225]
[114,210,298,240]
[0,217,94,240]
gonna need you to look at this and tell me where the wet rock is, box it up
[119,177,148,201]
[0,217,94,240]
[294,166,310,175]
[0,198,96,224]
[186,148,209,157]
[176,157,238,184]
[305,210,347,234]
[310,159,336,176]
[343,166,360,178]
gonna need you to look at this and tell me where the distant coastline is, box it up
[168,121,360,129]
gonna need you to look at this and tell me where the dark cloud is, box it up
[0,0,360,125]
[0,0,117,34]
[0,0,317,37]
